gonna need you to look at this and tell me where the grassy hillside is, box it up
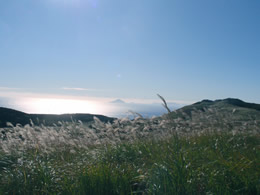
[1,131,259,194]
[168,98,260,132]
[0,98,260,194]
[171,98,260,117]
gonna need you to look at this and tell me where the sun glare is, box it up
[28,98,103,114]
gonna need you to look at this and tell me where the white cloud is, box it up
[121,97,193,105]
[62,87,95,91]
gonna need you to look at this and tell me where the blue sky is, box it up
[0,0,259,115]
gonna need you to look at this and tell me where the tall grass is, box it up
[0,99,259,194]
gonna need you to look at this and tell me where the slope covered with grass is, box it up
[1,130,259,194]
[0,99,260,194]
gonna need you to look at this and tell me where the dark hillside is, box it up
[168,98,260,127]
[31,113,115,126]
[0,107,31,127]
[0,107,115,128]
[221,98,260,111]
[177,98,260,116]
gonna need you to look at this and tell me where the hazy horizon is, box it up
[0,94,185,118]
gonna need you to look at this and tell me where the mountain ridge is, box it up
[0,107,115,128]
[110,99,126,104]
[169,98,260,122]
[192,98,260,112]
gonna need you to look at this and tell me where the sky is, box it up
[0,0,259,116]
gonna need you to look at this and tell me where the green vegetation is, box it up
[1,131,259,194]
[0,98,260,194]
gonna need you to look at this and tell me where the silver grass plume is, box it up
[157,94,171,113]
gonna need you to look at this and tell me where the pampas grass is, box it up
[0,95,259,194]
